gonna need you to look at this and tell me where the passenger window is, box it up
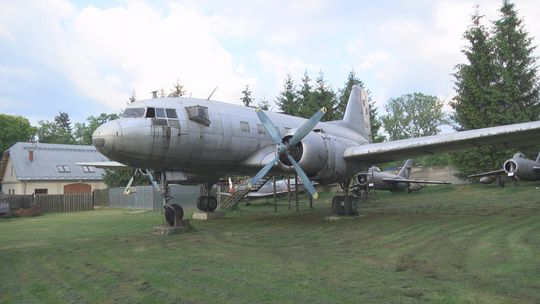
[146,107,156,118]
[156,108,166,118]
[185,106,211,126]
[240,121,250,132]
[166,109,177,118]
[257,124,266,134]
[168,120,180,128]
[152,118,168,126]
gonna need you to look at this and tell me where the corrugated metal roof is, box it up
[8,142,109,181]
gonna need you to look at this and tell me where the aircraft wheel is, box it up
[331,196,345,216]
[164,203,184,226]
[207,196,218,212]
[344,197,358,216]
[197,196,209,212]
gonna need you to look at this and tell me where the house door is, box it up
[64,183,91,194]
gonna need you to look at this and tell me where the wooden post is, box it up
[295,175,299,212]
[287,174,291,210]
[273,176,277,213]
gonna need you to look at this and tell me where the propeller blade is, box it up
[286,155,318,199]
[256,108,282,144]
[288,107,326,146]
[248,155,279,189]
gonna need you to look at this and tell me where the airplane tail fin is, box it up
[342,85,371,142]
[398,159,413,178]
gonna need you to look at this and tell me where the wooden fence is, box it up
[34,193,94,213]
[0,194,33,209]
[93,189,109,207]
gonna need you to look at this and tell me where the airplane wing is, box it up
[76,161,128,169]
[381,178,450,184]
[467,169,505,178]
[344,121,540,164]
[533,166,540,171]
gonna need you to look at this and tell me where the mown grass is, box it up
[1,183,539,303]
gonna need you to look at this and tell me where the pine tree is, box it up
[310,71,337,121]
[296,71,314,118]
[170,79,186,97]
[491,0,539,123]
[451,2,540,177]
[240,85,254,107]
[276,74,299,115]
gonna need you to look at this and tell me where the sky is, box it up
[1,0,539,126]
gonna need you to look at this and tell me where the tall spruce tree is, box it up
[310,71,337,121]
[296,71,314,118]
[276,74,299,115]
[451,3,540,177]
[492,0,539,123]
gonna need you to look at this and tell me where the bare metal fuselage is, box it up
[93,97,369,184]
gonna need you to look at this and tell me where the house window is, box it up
[257,124,266,134]
[81,165,95,173]
[34,189,48,194]
[240,121,250,132]
[57,165,71,173]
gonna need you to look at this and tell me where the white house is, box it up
[0,142,108,195]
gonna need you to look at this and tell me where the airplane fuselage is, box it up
[93,97,369,184]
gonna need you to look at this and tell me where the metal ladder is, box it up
[220,176,272,208]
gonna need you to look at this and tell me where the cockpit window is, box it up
[166,108,177,118]
[122,108,145,118]
[145,107,155,118]
[185,105,210,126]
[156,108,166,118]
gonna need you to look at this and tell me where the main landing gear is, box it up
[159,172,184,227]
[330,179,361,216]
[196,182,218,212]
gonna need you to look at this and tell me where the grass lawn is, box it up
[1,184,539,303]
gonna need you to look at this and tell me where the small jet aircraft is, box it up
[91,85,540,223]
[355,159,450,193]
[225,177,305,199]
[468,152,540,185]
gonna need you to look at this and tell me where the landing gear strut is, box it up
[197,182,218,212]
[159,172,184,227]
[331,179,360,216]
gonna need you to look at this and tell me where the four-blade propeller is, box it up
[248,107,326,199]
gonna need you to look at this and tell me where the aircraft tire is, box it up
[344,197,358,216]
[164,203,184,226]
[197,196,209,212]
[207,196,218,212]
[331,196,345,216]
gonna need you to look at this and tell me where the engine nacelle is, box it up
[356,173,369,187]
[278,132,328,175]
[503,158,540,181]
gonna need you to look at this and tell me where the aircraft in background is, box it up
[224,177,306,199]
[91,85,540,225]
[468,152,540,185]
[354,159,450,193]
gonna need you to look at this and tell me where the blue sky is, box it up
[1,0,539,125]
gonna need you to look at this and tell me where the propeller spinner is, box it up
[248,107,326,199]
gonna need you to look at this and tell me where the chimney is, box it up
[28,149,34,161]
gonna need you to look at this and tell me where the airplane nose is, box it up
[92,121,122,153]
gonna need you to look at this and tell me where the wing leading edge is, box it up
[344,121,540,164]
[380,178,450,185]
